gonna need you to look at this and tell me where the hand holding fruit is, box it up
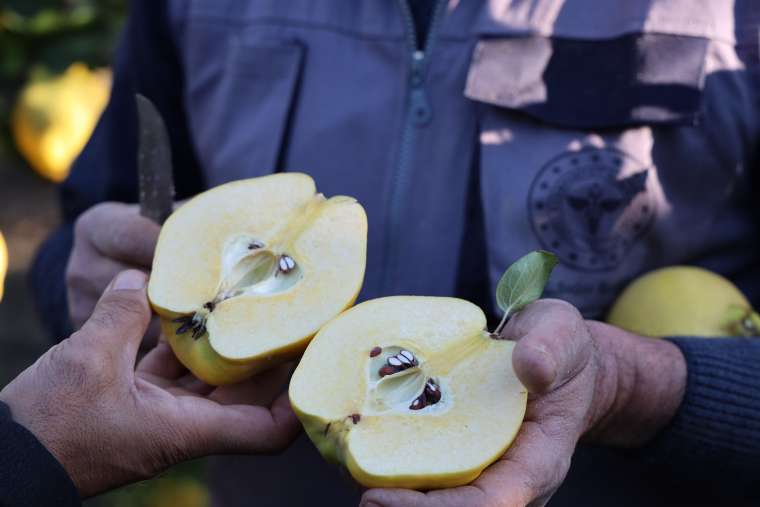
[66,202,160,332]
[360,300,687,507]
[0,270,300,497]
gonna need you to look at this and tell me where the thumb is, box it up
[76,270,151,368]
[503,299,592,394]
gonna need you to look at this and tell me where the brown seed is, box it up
[369,346,382,357]
[425,383,442,403]
[378,365,397,377]
[350,413,361,424]
[203,301,216,312]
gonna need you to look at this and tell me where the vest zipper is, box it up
[383,0,445,292]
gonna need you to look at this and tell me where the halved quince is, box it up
[148,173,367,385]
[289,296,527,489]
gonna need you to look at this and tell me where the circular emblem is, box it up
[529,147,656,272]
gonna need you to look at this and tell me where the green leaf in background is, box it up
[494,250,558,334]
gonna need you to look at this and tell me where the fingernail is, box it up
[112,270,147,290]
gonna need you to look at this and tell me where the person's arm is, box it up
[0,402,80,506]
[1,271,299,498]
[30,0,204,340]
[639,337,760,486]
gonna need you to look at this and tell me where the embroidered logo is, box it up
[528,147,656,272]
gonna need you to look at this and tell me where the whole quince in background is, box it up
[607,266,760,338]
[11,63,111,182]
[0,231,6,302]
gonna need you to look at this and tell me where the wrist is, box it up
[583,321,687,447]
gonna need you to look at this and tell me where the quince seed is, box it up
[278,254,296,273]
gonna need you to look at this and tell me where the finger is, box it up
[178,391,301,456]
[66,254,141,329]
[208,363,293,406]
[176,374,215,396]
[77,202,160,266]
[136,342,187,379]
[75,270,151,369]
[503,299,591,394]
[468,420,576,507]
[361,486,484,507]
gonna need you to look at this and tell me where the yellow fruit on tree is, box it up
[0,232,6,302]
[607,266,760,338]
[11,63,111,182]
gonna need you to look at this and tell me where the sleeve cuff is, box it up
[0,401,81,506]
[639,337,760,486]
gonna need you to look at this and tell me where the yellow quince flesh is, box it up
[148,173,367,385]
[607,266,760,337]
[289,296,527,489]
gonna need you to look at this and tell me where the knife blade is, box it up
[136,93,175,225]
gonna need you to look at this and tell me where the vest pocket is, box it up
[465,33,708,129]
[187,37,304,186]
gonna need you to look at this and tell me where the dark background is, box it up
[0,1,209,505]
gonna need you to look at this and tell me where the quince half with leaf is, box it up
[289,251,557,489]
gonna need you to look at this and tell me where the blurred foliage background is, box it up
[0,1,210,506]
[0,0,125,161]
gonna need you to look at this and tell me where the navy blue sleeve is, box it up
[29,0,204,340]
[0,401,81,506]
[643,337,760,494]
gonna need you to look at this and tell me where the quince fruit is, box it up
[607,266,760,337]
[12,63,111,182]
[148,173,367,385]
[289,296,527,489]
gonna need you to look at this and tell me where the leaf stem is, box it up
[493,308,512,337]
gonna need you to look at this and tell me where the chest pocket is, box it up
[463,1,756,319]
[180,10,304,187]
[465,34,708,129]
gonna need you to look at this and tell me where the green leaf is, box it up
[495,250,558,317]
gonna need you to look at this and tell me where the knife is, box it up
[136,94,175,225]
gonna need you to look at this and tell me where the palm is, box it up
[134,341,299,455]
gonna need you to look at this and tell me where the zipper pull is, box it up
[410,50,431,125]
